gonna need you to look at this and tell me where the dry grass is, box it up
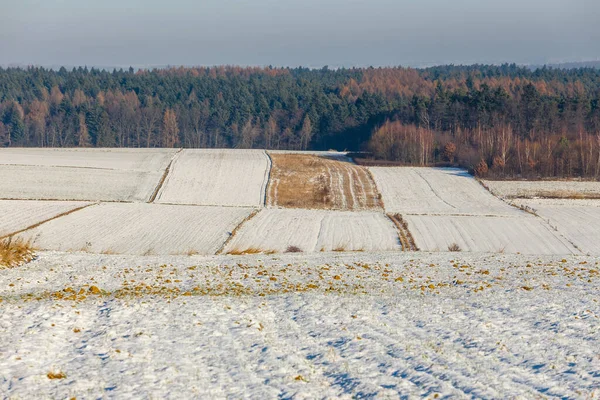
[227,247,276,255]
[0,237,35,268]
[267,154,382,210]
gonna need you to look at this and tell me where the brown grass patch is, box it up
[267,154,382,210]
[227,247,276,255]
[0,237,35,268]
[47,371,67,380]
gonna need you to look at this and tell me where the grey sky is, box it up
[1,0,598,68]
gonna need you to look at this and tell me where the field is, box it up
[405,214,576,254]
[267,153,381,210]
[16,203,253,256]
[0,200,90,238]
[483,179,600,199]
[0,148,175,202]
[512,199,600,255]
[1,148,599,397]
[155,149,270,207]
[224,209,401,254]
[370,167,518,216]
[1,251,598,398]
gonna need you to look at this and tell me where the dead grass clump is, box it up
[227,248,275,255]
[285,245,303,253]
[0,237,35,268]
[47,371,67,380]
[447,243,462,252]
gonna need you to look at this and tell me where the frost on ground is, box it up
[155,149,270,207]
[483,179,600,199]
[370,167,518,216]
[16,203,253,256]
[0,148,176,171]
[267,154,381,210]
[224,209,401,253]
[513,199,600,255]
[0,148,175,202]
[406,214,577,254]
[0,200,90,238]
[0,251,599,398]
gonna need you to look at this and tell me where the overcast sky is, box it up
[1,0,599,68]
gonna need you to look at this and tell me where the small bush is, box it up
[285,245,303,253]
[447,243,461,252]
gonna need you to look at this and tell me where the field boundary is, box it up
[262,150,273,207]
[0,202,99,241]
[148,148,183,203]
[387,213,419,251]
[216,209,261,255]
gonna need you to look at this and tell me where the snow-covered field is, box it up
[224,209,401,253]
[0,148,176,202]
[370,167,519,216]
[0,148,176,171]
[2,148,600,397]
[484,179,600,199]
[0,165,164,202]
[406,214,577,254]
[0,200,90,238]
[513,199,600,255]
[1,251,599,398]
[16,203,253,255]
[155,149,270,207]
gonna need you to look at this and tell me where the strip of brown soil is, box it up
[388,214,419,251]
[267,154,382,210]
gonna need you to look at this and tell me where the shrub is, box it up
[447,243,461,252]
[285,245,303,253]
[474,159,489,177]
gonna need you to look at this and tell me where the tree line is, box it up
[1,64,600,178]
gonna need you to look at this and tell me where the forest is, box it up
[1,64,600,178]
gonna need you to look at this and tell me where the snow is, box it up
[0,200,90,238]
[483,179,600,199]
[405,214,577,254]
[0,148,177,202]
[0,165,164,202]
[1,251,599,398]
[155,149,271,207]
[369,167,519,216]
[16,203,253,255]
[0,148,176,171]
[513,199,600,255]
[224,209,401,253]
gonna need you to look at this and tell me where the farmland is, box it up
[155,149,270,207]
[267,153,381,210]
[224,209,401,254]
[0,148,599,398]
